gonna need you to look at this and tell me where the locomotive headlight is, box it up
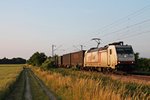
[124,55,127,58]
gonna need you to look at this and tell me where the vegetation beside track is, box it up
[5,69,25,100]
[0,64,23,100]
[3,67,56,100]
[134,53,150,72]
[32,67,150,100]
[28,69,50,100]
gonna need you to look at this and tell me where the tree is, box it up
[134,52,139,63]
[41,57,54,70]
[0,57,26,64]
[27,52,47,66]
[134,52,150,71]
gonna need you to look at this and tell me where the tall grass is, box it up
[32,67,150,100]
[0,65,23,99]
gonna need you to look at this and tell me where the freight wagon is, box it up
[60,50,85,68]
[71,50,85,67]
[62,53,71,67]
[58,56,62,67]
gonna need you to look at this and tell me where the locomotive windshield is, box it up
[116,47,133,54]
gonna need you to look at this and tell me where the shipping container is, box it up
[70,50,85,67]
[58,56,63,67]
[62,53,71,67]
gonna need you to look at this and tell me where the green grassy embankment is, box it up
[32,67,150,100]
[28,69,50,100]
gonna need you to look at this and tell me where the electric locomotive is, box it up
[84,41,135,71]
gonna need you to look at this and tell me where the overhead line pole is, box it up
[80,45,83,50]
[52,45,63,57]
[52,45,55,57]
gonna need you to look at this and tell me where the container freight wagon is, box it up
[62,53,71,67]
[61,50,85,68]
[70,50,85,67]
[58,56,63,67]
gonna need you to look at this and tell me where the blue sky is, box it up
[0,0,150,59]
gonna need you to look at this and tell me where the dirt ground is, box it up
[5,68,57,100]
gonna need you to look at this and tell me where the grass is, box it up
[0,64,23,100]
[5,70,25,100]
[32,67,150,100]
[28,69,50,100]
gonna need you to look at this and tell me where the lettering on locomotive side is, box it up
[92,52,98,62]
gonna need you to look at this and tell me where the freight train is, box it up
[57,41,135,72]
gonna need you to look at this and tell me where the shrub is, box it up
[41,58,55,70]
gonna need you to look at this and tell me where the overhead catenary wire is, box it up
[116,30,150,40]
[100,19,150,38]
[95,4,150,36]
[50,4,150,56]
[71,3,150,52]
[102,30,150,45]
[98,5,150,45]
[79,4,150,48]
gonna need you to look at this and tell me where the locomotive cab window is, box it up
[116,47,133,54]
[110,49,112,55]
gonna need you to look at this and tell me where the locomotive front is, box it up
[115,43,135,71]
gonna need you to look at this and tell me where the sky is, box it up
[0,0,150,59]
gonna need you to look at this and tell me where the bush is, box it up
[134,53,150,71]
[41,58,55,70]
[27,52,47,67]
[136,58,150,71]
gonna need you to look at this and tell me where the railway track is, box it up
[5,68,57,100]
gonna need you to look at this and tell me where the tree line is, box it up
[0,57,26,64]
[27,52,56,70]
[27,52,150,72]
[134,53,150,71]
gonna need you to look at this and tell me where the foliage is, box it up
[134,52,139,63]
[137,58,150,71]
[41,58,55,70]
[134,52,150,71]
[0,57,26,64]
[32,67,150,100]
[27,52,47,67]
[5,69,25,100]
[41,55,59,70]
[28,69,50,100]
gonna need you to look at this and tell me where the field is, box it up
[1,65,56,100]
[32,67,150,100]
[0,64,23,99]
[0,64,149,100]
